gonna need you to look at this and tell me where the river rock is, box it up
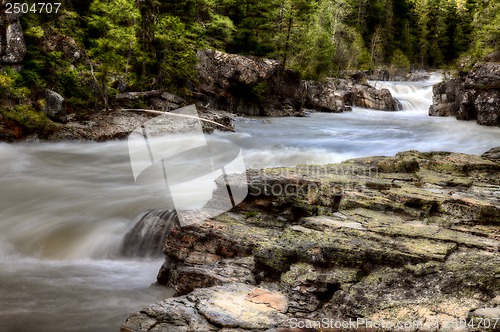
[429,79,460,117]
[42,90,66,121]
[196,49,280,115]
[430,59,500,126]
[124,149,500,331]
[466,307,500,331]
[121,283,289,332]
[482,146,500,163]
[302,79,352,113]
[475,91,500,126]
[353,84,401,111]
[48,105,234,141]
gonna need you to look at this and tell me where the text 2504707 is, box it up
[5,2,61,14]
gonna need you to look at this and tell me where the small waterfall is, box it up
[369,74,442,112]
[121,210,178,257]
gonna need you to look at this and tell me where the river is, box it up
[0,76,499,331]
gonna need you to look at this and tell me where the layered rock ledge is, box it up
[123,148,500,332]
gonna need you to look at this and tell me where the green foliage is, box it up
[0,68,32,104]
[245,211,258,218]
[2,0,495,133]
[152,15,199,90]
[206,14,236,48]
[391,49,411,71]
[24,26,45,39]
[1,105,56,133]
[88,0,140,72]
[0,72,16,97]
[470,0,500,59]
[251,82,269,102]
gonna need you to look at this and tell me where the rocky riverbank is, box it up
[195,49,401,116]
[1,48,401,142]
[429,56,500,127]
[122,148,500,332]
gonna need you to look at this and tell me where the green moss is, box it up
[24,26,45,39]
[1,105,57,134]
[245,211,258,218]
[251,81,269,102]
[253,242,294,272]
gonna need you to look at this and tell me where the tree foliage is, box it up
[4,0,494,115]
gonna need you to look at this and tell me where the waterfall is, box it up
[369,74,442,112]
[121,210,178,257]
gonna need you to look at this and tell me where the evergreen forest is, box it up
[1,0,499,118]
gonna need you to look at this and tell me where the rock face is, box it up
[429,79,461,117]
[124,149,500,332]
[352,84,401,111]
[197,49,281,116]
[196,49,400,115]
[430,61,500,126]
[115,90,187,112]
[0,1,26,63]
[361,69,430,82]
[302,79,352,113]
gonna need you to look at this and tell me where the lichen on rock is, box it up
[124,149,500,331]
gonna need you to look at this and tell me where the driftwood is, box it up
[121,108,235,132]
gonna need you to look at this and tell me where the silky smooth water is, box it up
[1,76,499,331]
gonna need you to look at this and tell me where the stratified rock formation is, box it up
[430,60,500,126]
[123,148,500,332]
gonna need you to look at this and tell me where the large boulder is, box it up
[352,84,401,111]
[475,91,500,126]
[196,49,280,115]
[198,49,280,89]
[430,61,500,126]
[428,79,461,117]
[121,283,289,332]
[42,90,66,121]
[302,79,352,113]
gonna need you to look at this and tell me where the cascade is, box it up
[121,210,178,257]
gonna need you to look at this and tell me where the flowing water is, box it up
[1,76,500,332]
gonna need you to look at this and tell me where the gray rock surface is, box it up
[124,149,500,331]
[352,84,401,111]
[42,90,66,120]
[196,49,400,115]
[0,2,26,63]
[429,79,461,117]
[48,106,234,141]
[121,283,289,332]
[482,146,500,163]
[430,61,500,126]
